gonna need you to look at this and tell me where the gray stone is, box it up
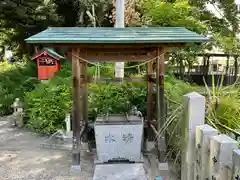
[181,92,205,180]
[158,162,169,176]
[233,149,240,179]
[195,124,218,180]
[209,134,238,180]
[94,114,143,163]
[70,165,81,172]
[93,163,147,180]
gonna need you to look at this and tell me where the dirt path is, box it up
[0,116,93,180]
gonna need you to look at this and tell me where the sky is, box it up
[205,2,239,55]
[206,3,223,19]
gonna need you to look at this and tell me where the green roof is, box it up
[43,48,64,59]
[32,47,64,60]
[25,27,209,44]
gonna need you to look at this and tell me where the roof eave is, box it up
[25,39,209,44]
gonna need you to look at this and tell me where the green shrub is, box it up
[88,82,147,120]
[24,61,72,133]
[0,61,38,115]
[204,75,240,132]
[24,60,198,133]
[24,61,149,133]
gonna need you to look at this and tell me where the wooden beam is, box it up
[197,53,240,57]
[86,76,153,83]
[81,48,156,53]
[46,43,186,49]
[81,54,156,62]
[71,47,81,166]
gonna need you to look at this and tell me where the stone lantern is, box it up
[11,98,24,127]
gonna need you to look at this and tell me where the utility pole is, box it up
[236,0,240,11]
[115,0,125,78]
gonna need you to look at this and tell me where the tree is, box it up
[141,0,207,33]
[140,0,210,76]
[0,0,61,57]
[54,0,113,27]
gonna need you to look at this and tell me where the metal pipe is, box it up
[115,0,125,28]
[115,0,125,78]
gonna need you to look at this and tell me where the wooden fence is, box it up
[181,92,240,180]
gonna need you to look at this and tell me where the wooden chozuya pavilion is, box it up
[25,27,209,168]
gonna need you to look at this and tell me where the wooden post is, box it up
[181,92,205,180]
[206,56,210,74]
[80,58,88,149]
[209,135,238,180]
[71,48,81,170]
[203,56,207,68]
[179,58,184,80]
[147,60,154,141]
[234,55,238,82]
[34,46,39,53]
[195,125,218,180]
[206,56,210,85]
[226,55,230,85]
[156,48,167,165]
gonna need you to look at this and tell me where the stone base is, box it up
[70,165,81,172]
[94,154,144,164]
[81,142,90,152]
[146,141,155,152]
[40,142,72,151]
[158,162,169,177]
[40,130,74,151]
[93,163,147,180]
[66,131,73,138]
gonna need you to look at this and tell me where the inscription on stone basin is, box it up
[95,124,143,163]
[104,133,134,144]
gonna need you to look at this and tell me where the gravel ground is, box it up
[0,116,178,180]
[0,116,93,180]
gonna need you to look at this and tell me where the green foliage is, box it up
[24,61,72,133]
[140,0,210,72]
[24,60,198,133]
[88,82,147,119]
[0,61,38,115]
[0,0,114,57]
[141,0,207,33]
[24,61,148,133]
[213,33,240,54]
[24,81,72,133]
[165,74,196,103]
[0,0,61,55]
[204,75,240,131]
